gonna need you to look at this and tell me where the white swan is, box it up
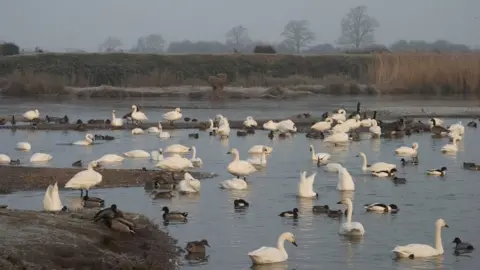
[163,108,182,125]
[111,110,123,127]
[227,148,257,179]
[147,121,161,133]
[131,105,148,124]
[43,182,64,212]
[277,119,297,133]
[23,109,39,121]
[448,129,462,141]
[165,144,190,154]
[178,172,201,193]
[344,116,361,130]
[243,116,258,127]
[263,120,279,131]
[324,132,349,144]
[206,119,218,134]
[0,154,11,163]
[247,148,267,168]
[311,118,333,132]
[248,232,297,265]
[337,167,355,191]
[331,109,347,122]
[73,134,94,146]
[220,178,248,190]
[65,161,102,197]
[156,154,194,179]
[30,153,53,163]
[16,142,31,151]
[337,198,365,236]
[148,122,170,138]
[356,152,396,172]
[369,119,381,136]
[217,117,231,137]
[123,149,150,158]
[96,154,124,163]
[190,146,203,167]
[360,118,373,127]
[395,142,419,156]
[392,219,449,259]
[331,122,351,133]
[248,145,273,154]
[441,135,459,153]
[324,162,343,172]
[298,171,317,198]
[131,127,144,135]
[151,148,164,161]
[309,144,330,162]
[448,121,465,136]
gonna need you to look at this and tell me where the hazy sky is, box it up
[1,0,478,51]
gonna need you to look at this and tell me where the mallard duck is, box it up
[152,191,175,199]
[162,206,188,221]
[279,208,299,218]
[186,239,210,253]
[9,159,20,165]
[103,217,135,234]
[93,204,124,222]
[426,167,447,176]
[82,196,105,208]
[400,157,419,166]
[234,199,249,209]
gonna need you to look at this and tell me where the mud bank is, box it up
[0,166,216,194]
[0,208,179,269]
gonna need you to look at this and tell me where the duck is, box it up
[131,127,144,135]
[298,171,318,198]
[131,105,148,124]
[312,205,330,213]
[400,156,419,166]
[189,146,203,167]
[65,160,102,197]
[263,120,279,131]
[426,167,447,176]
[220,178,248,190]
[103,217,135,234]
[178,172,201,193]
[0,154,11,163]
[15,142,31,151]
[372,168,397,178]
[186,239,210,253]
[392,176,407,184]
[392,218,449,259]
[356,152,396,172]
[82,195,105,208]
[395,142,419,156]
[248,232,297,265]
[463,162,480,170]
[162,206,188,222]
[93,204,124,222]
[311,118,333,132]
[306,131,325,139]
[267,130,274,139]
[243,116,258,128]
[30,153,53,163]
[467,121,477,128]
[331,109,347,122]
[96,154,124,163]
[163,108,182,125]
[156,154,194,180]
[152,190,175,199]
[123,149,150,158]
[327,209,346,218]
[441,135,460,153]
[72,160,82,167]
[309,145,330,162]
[151,149,164,161]
[452,237,475,254]
[23,109,40,124]
[110,110,123,127]
[188,133,199,139]
[279,208,299,218]
[324,132,350,145]
[236,130,247,136]
[164,144,190,154]
[73,133,95,146]
[364,203,399,213]
[337,198,365,237]
[234,199,250,208]
[322,162,343,172]
[247,147,268,168]
[337,167,355,191]
[226,148,257,180]
[248,145,273,154]
[9,159,20,165]
[43,182,67,212]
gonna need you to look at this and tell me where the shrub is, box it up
[253,45,276,54]
[0,42,20,56]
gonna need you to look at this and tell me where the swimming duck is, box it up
[392,176,407,184]
[279,208,299,218]
[93,204,124,222]
[9,159,20,165]
[426,167,447,176]
[364,203,399,213]
[312,205,330,213]
[452,237,474,255]
[463,162,480,171]
[162,206,188,221]
[400,156,419,166]
[103,217,135,234]
[327,209,345,218]
[372,168,397,178]
[467,121,477,128]
[186,239,210,253]
[236,130,247,136]
[152,191,175,199]
[188,133,199,139]
[82,196,105,208]
[234,199,250,209]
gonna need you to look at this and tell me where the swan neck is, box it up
[158,123,162,132]
[310,146,316,158]
[346,200,353,223]
[261,152,266,162]
[112,111,116,120]
[192,147,197,159]
[361,154,367,171]
[232,152,240,161]
[276,235,287,256]
[435,224,444,253]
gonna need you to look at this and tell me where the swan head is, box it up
[436,218,449,228]
[412,142,419,150]
[158,148,163,154]
[246,116,253,121]
[175,108,182,113]
[131,105,137,110]
[355,152,366,158]
[262,147,268,153]
[280,232,298,247]
[338,109,346,115]
[86,133,94,142]
[89,160,100,168]
[112,110,116,113]
[226,148,239,156]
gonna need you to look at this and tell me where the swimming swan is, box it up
[123,149,150,158]
[151,149,164,161]
[298,171,318,198]
[0,154,11,163]
[395,142,419,156]
[220,178,248,190]
[311,118,333,132]
[163,108,182,125]
[337,167,355,191]
[131,105,148,124]
[96,154,124,163]
[16,142,31,151]
[190,146,203,167]
[73,134,95,146]
[165,144,190,154]
[111,110,123,127]
[131,127,144,135]
[178,172,201,193]
[30,153,53,163]
[248,145,273,154]
[65,161,102,197]
[309,144,330,162]
[337,198,365,237]
[247,147,268,168]
[227,148,257,179]
[243,116,258,127]
[356,152,396,172]
[43,182,66,212]
[248,232,298,264]
[392,218,449,259]
[369,119,381,136]
[441,135,460,153]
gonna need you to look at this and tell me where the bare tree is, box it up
[226,25,251,48]
[281,20,315,53]
[337,6,379,49]
[134,34,165,53]
[99,36,122,52]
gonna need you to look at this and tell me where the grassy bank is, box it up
[0,52,479,97]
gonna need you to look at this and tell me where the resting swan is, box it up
[243,116,258,127]
[392,218,449,259]
[0,154,11,163]
[369,119,381,136]
[163,108,182,125]
[123,149,150,158]
[263,120,279,131]
[220,178,248,190]
[247,148,268,168]
[448,121,465,136]
[164,144,190,154]
[190,146,203,167]
[337,198,365,236]
[73,134,94,146]
[356,152,396,172]
[309,144,330,162]
[248,232,297,264]
[178,172,201,193]
[331,109,347,122]
[227,148,257,179]
[395,142,419,156]
[23,109,40,121]
[298,171,318,198]
[43,182,66,212]
[248,145,273,154]
[65,161,102,197]
[441,135,460,153]
[16,142,31,151]
[337,167,355,191]
[96,154,124,163]
[30,153,53,163]
[311,118,333,132]
[131,128,144,135]
[110,110,123,127]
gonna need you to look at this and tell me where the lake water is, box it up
[0,97,479,270]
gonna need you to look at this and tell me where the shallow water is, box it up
[0,114,479,269]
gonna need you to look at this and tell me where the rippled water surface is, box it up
[0,97,479,270]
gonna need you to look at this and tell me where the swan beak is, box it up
[226,151,231,154]
[336,201,342,204]
[205,243,210,247]
[292,241,298,247]
[355,154,359,157]
[445,224,450,228]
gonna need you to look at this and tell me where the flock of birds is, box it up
[1,103,479,266]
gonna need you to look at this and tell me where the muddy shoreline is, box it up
[0,166,216,194]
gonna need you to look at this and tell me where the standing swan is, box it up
[337,198,365,236]
[73,134,95,146]
[356,152,396,172]
[248,232,298,264]
[23,109,40,124]
[43,182,66,212]
[392,219,449,259]
[131,105,148,124]
[178,172,201,193]
[111,110,123,127]
[298,171,318,198]
[65,161,102,197]
[227,148,257,180]
[337,167,355,191]
[163,108,182,126]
